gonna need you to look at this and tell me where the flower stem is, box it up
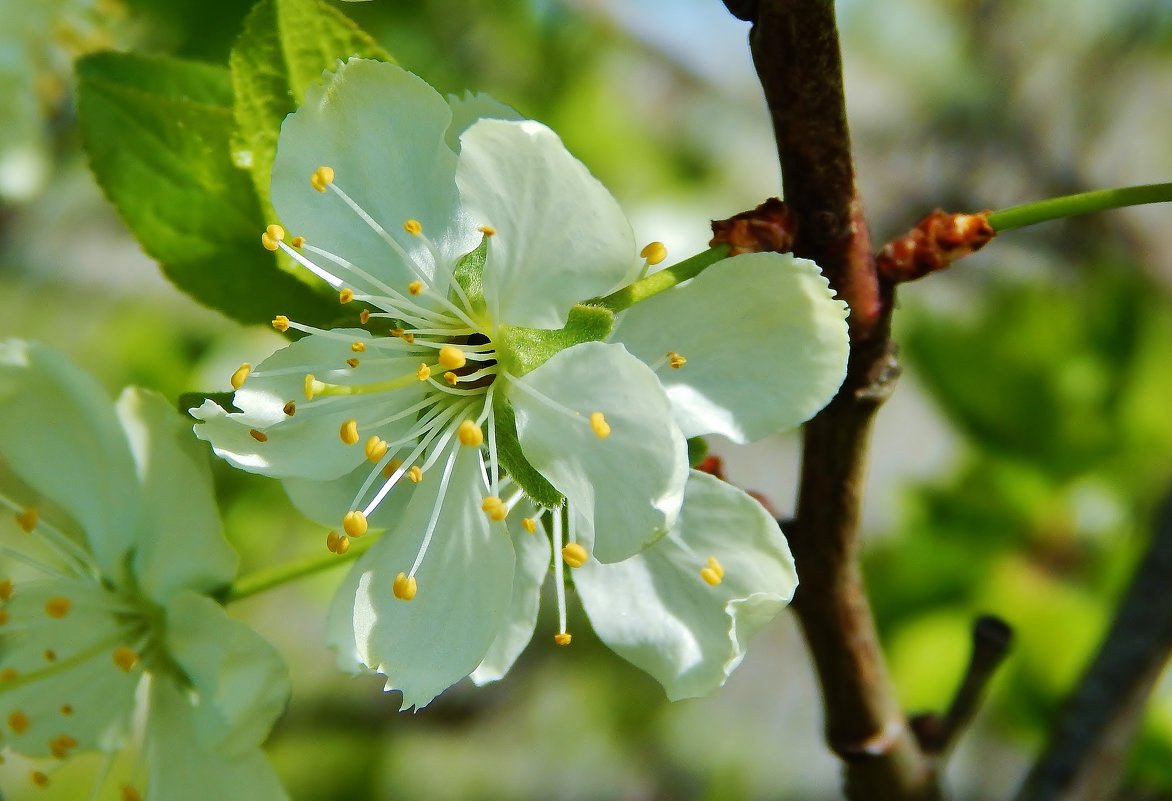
[596,244,730,312]
[225,534,378,603]
[988,182,1172,232]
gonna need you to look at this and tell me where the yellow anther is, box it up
[343,511,368,537]
[339,419,360,445]
[359,309,371,324]
[326,531,351,555]
[590,411,611,439]
[304,374,318,400]
[522,517,537,534]
[282,400,297,416]
[707,555,725,579]
[561,542,589,569]
[8,710,29,733]
[351,341,367,353]
[113,646,138,672]
[389,327,405,337]
[439,345,467,370]
[44,649,56,662]
[339,288,354,304]
[700,556,725,586]
[290,235,306,248]
[231,363,251,390]
[553,632,572,646]
[392,572,418,601]
[49,734,78,758]
[478,224,496,236]
[45,597,70,618]
[249,429,268,443]
[310,165,335,192]
[382,458,403,478]
[404,219,423,236]
[408,280,425,296]
[122,785,143,801]
[261,224,285,252]
[0,578,12,600]
[31,771,50,787]
[16,507,38,533]
[365,436,389,462]
[0,610,8,626]
[272,315,290,332]
[444,371,458,386]
[416,363,431,381]
[346,358,360,368]
[481,496,507,521]
[59,705,72,716]
[406,466,424,484]
[458,420,484,448]
[640,241,667,265]
[0,668,17,683]
[401,332,416,344]
[667,351,687,369]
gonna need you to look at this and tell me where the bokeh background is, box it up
[2,0,1172,798]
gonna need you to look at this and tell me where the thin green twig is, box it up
[226,533,378,603]
[988,183,1172,232]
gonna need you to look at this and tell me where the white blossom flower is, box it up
[0,340,289,800]
[191,58,850,707]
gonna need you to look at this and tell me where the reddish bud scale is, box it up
[876,210,995,283]
[710,197,797,256]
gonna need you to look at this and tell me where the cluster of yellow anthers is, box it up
[1,505,145,799]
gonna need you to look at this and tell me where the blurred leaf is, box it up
[229,0,390,210]
[77,51,335,326]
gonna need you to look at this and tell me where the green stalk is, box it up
[226,533,378,603]
[596,244,730,312]
[988,182,1172,232]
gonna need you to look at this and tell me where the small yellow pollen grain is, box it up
[667,351,687,369]
[290,235,306,248]
[444,371,458,386]
[351,341,367,353]
[561,542,589,569]
[343,511,368,538]
[310,165,335,192]
[553,632,572,646]
[590,411,611,439]
[458,420,484,448]
[438,345,467,369]
[339,288,355,304]
[522,517,537,534]
[43,649,56,663]
[346,357,360,368]
[44,597,70,618]
[407,280,425,296]
[8,710,30,733]
[59,705,73,716]
[16,507,38,533]
[640,241,667,265]
[478,225,496,237]
[272,315,290,332]
[416,363,431,381]
[392,572,418,601]
[340,419,360,446]
[403,219,422,236]
[231,363,251,390]
[249,429,268,443]
[122,785,143,801]
[31,770,50,787]
[359,309,371,324]
[0,578,12,600]
[406,466,424,484]
[365,436,389,463]
[113,646,138,672]
[283,400,297,416]
[382,458,403,478]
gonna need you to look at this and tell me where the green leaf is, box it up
[230,0,390,210]
[77,51,335,326]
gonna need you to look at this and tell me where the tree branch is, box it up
[1013,490,1172,801]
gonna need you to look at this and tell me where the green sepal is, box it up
[492,399,563,509]
[687,436,709,467]
[452,236,488,311]
[179,391,241,418]
[495,305,615,378]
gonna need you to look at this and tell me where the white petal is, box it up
[470,500,550,685]
[445,91,522,153]
[456,119,639,330]
[575,470,797,700]
[509,342,687,563]
[0,340,137,574]
[163,591,290,757]
[146,679,290,801]
[272,59,479,294]
[116,388,236,602]
[0,579,139,756]
[192,331,427,480]
[613,252,850,442]
[325,445,515,710]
